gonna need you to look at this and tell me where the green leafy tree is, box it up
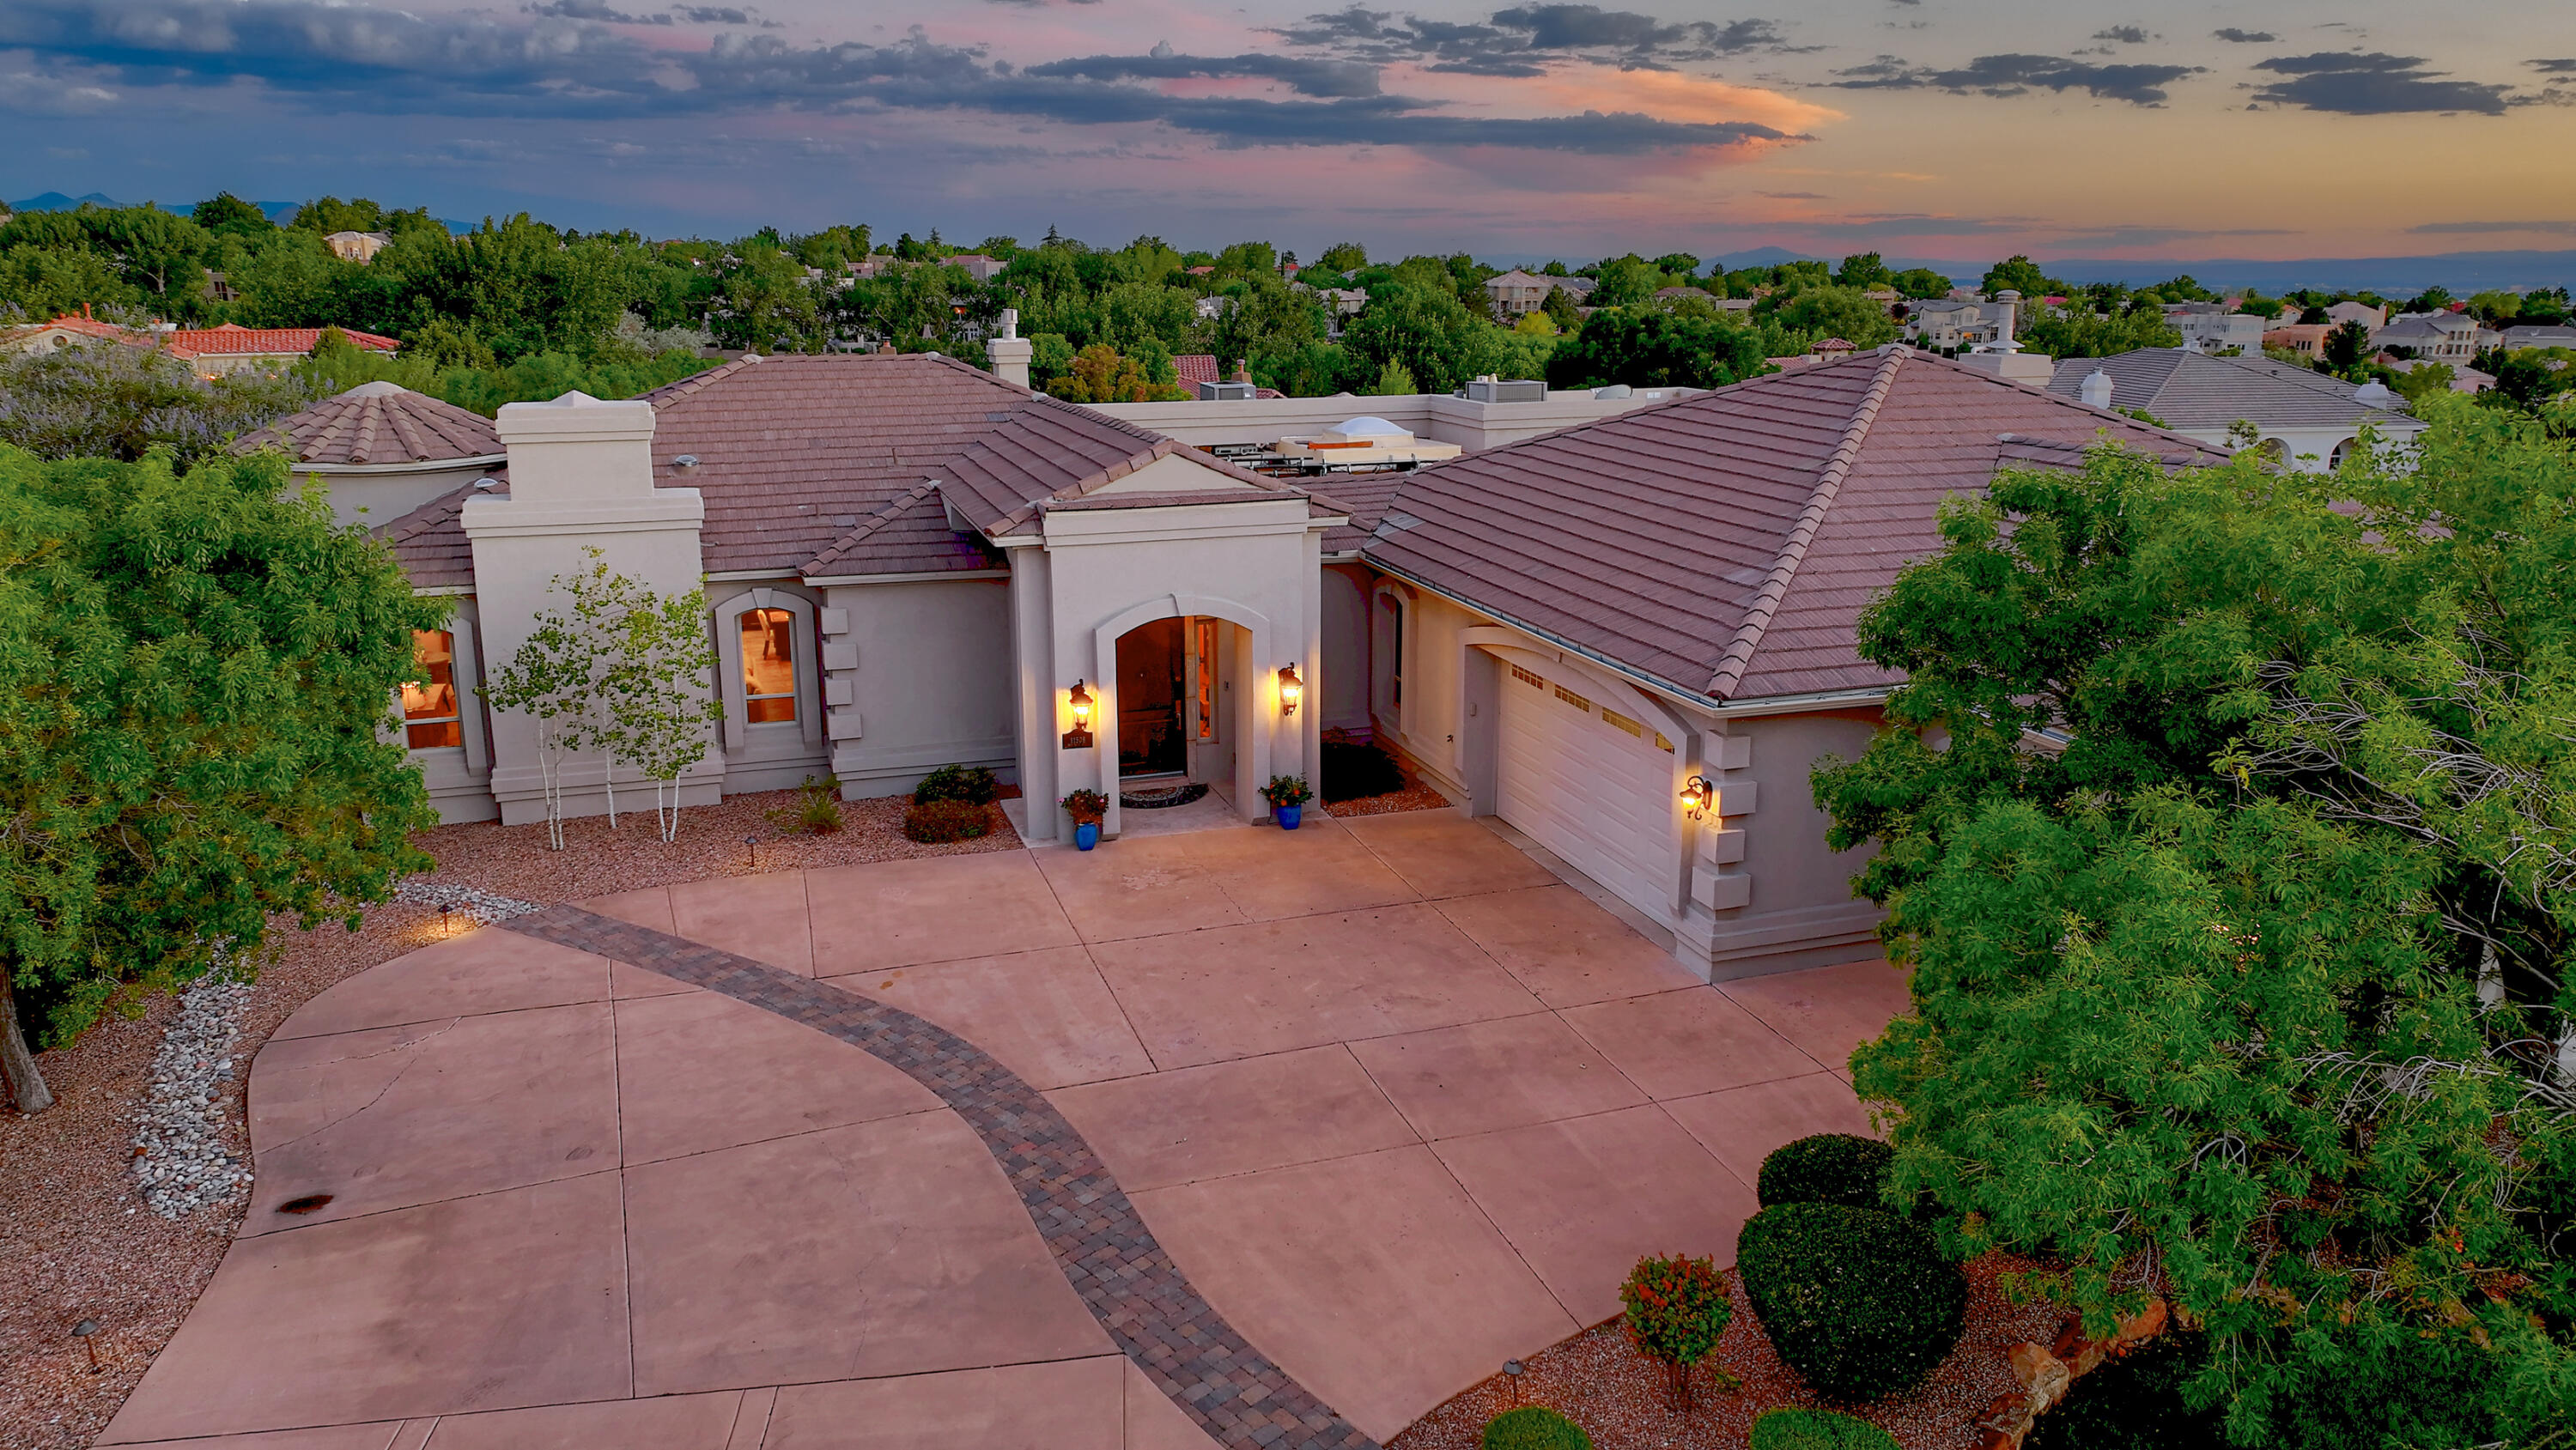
[1981,254,2063,299]
[1364,358,1419,396]
[0,242,145,321]
[710,244,826,352]
[1651,252,1703,278]
[1890,267,1953,300]
[599,583,721,843]
[1811,404,2576,1447]
[191,193,275,242]
[2018,304,2184,360]
[229,229,357,328]
[1540,282,1584,330]
[1042,343,1185,403]
[1835,252,1893,290]
[1344,282,1491,392]
[1587,254,1664,307]
[1547,307,1766,390]
[0,343,321,465]
[291,197,386,235]
[0,446,441,1111]
[2321,319,2373,373]
[1315,241,1368,275]
[1777,285,1899,348]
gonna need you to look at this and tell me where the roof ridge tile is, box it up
[1704,345,1911,699]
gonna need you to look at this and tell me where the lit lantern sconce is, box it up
[1277,662,1304,716]
[1679,774,1715,820]
[1063,679,1096,749]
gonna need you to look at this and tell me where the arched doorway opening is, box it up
[1112,615,1235,786]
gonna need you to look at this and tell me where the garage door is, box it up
[1495,658,1675,919]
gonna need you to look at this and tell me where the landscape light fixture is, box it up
[1277,662,1304,716]
[1064,679,1095,749]
[72,1318,100,1371]
[745,834,759,869]
[1502,1359,1525,1405]
[1680,774,1715,819]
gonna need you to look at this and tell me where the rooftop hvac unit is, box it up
[1196,379,1258,401]
[1462,377,1546,403]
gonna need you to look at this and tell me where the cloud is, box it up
[2212,28,2275,44]
[1274,4,1810,77]
[0,0,1803,155]
[2090,27,2149,45]
[1830,52,2199,105]
[2530,59,2576,75]
[1024,50,1382,99]
[2044,225,2296,247]
[525,0,776,25]
[2249,52,2512,115]
[2408,219,2576,235]
[1759,190,1826,198]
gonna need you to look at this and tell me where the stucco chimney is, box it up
[2080,369,2114,410]
[988,306,1032,388]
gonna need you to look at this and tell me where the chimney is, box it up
[2079,369,2114,410]
[1993,288,2020,343]
[987,306,1033,388]
[1232,360,1251,385]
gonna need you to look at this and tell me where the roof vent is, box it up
[2079,370,2114,410]
[671,454,700,474]
[1592,384,1632,399]
[2354,379,2397,409]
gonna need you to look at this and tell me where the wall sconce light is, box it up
[1063,679,1095,749]
[1680,774,1714,819]
[1277,662,1304,716]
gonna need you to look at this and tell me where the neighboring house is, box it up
[1173,355,1222,390]
[2164,303,2266,355]
[2382,356,2494,393]
[2324,300,2386,331]
[2372,312,2497,362]
[1485,270,1557,316]
[324,231,393,263]
[2263,323,2333,357]
[2046,348,2422,470]
[246,343,2233,983]
[1903,294,2019,350]
[944,254,1005,283]
[2501,324,2576,351]
[0,316,398,376]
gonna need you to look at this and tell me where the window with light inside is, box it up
[403,629,463,749]
[739,607,799,725]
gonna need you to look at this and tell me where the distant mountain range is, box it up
[1702,247,2576,295]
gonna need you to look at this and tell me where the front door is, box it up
[1115,618,1187,778]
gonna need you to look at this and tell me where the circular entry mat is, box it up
[1119,781,1210,810]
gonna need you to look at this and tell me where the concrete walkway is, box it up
[103,810,1908,1450]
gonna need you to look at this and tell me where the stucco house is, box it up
[2047,348,2421,471]
[241,343,2227,980]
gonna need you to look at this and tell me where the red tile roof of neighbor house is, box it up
[1360,345,2229,705]
[162,324,400,357]
[234,381,501,466]
[1173,354,1221,386]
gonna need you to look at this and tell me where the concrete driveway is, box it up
[101,809,1907,1450]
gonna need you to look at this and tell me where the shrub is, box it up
[1737,1203,1965,1402]
[766,773,842,835]
[1619,1253,1735,1408]
[1261,774,1312,808]
[902,798,991,844]
[1757,1133,1893,1211]
[914,763,999,805]
[1482,1406,1593,1450]
[1748,1408,1900,1450]
[1060,788,1109,825]
[1321,739,1406,801]
[2026,1331,2224,1450]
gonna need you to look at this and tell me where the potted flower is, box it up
[1060,788,1109,850]
[1261,774,1313,830]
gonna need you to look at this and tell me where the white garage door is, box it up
[1496,659,1675,919]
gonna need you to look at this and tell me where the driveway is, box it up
[101,809,1907,1450]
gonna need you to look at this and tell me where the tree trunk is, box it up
[0,970,55,1114]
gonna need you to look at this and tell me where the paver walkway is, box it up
[503,903,1373,1450]
[101,809,1910,1450]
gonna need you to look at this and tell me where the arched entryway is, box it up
[1111,614,1240,790]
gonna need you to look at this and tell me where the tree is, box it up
[2321,319,2372,373]
[1042,343,1184,403]
[1835,252,1893,290]
[1981,254,2062,299]
[481,564,605,851]
[1546,307,1766,391]
[0,342,321,466]
[0,446,441,1111]
[191,193,275,242]
[291,196,386,235]
[710,244,825,352]
[2018,304,2184,360]
[2386,360,2456,405]
[1811,407,2576,1447]
[1587,254,1663,307]
[1364,358,1418,396]
[1651,252,1703,278]
[1343,282,1490,393]
[1777,285,1899,348]
[599,583,720,843]
[1540,282,1583,330]
[1890,267,1953,300]
[1315,241,1368,275]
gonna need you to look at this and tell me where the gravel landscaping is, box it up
[1388,1257,2066,1450]
[0,786,1019,1450]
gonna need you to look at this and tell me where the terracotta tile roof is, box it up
[162,323,399,358]
[3,315,146,349]
[234,381,502,466]
[1364,346,2229,704]
[2045,349,2413,430]
[1174,355,1221,387]
[372,479,488,592]
[1314,470,1407,555]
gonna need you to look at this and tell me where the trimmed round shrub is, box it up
[1482,1406,1593,1450]
[1757,1133,1893,1210]
[913,763,999,805]
[1737,1202,1965,1402]
[1749,1407,1900,1450]
[1321,739,1406,802]
[902,798,992,844]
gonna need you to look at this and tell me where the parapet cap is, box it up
[496,390,656,446]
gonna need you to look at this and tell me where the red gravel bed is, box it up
[1389,1256,2065,1450]
[0,788,1018,1449]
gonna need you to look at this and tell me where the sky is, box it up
[2,0,2572,264]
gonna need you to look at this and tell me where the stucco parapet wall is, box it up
[1037,495,1321,547]
[459,491,706,537]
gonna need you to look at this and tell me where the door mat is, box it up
[1119,782,1210,810]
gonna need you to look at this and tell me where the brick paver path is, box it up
[505,903,1378,1450]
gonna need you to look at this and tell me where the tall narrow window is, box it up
[403,629,463,749]
[1389,598,1406,708]
[739,608,799,725]
[1194,618,1218,741]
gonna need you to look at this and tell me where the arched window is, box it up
[403,630,463,749]
[2329,437,2357,470]
[738,607,799,725]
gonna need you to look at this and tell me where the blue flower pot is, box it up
[1275,803,1303,831]
[1074,821,1100,851]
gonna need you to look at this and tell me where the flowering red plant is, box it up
[1620,1252,1737,1411]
